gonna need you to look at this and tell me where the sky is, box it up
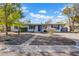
[21,3,70,24]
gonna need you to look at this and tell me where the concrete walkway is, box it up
[22,35,37,45]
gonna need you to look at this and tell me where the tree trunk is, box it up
[18,26,20,35]
[72,19,75,32]
[4,4,8,35]
[72,21,74,32]
[2,25,5,32]
[68,17,72,32]
[5,24,8,35]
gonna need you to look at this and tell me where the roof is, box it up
[25,23,65,26]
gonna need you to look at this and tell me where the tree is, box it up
[72,4,79,23]
[69,5,77,32]
[0,3,23,35]
[68,4,79,32]
[14,20,24,35]
[23,19,31,24]
[14,4,24,35]
[74,15,79,23]
[62,6,72,32]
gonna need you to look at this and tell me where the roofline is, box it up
[25,23,65,25]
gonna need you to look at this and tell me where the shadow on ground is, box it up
[1,50,79,56]
[30,35,76,45]
[0,34,34,45]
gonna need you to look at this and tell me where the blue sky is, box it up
[21,3,69,24]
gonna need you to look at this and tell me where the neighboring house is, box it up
[11,24,65,32]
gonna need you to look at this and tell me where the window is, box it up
[29,25,35,29]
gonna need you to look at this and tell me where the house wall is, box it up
[41,26,46,32]
[27,25,34,32]
[27,25,45,32]
[11,26,18,32]
[34,25,38,32]
[11,24,64,32]
[47,25,51,30]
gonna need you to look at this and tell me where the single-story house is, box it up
[11,24,66,32]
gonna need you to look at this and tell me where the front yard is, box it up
[0,32,79,56]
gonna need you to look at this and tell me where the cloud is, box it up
[38,10,47,14]
[29,13,53,19]
[54,11,60,14]
[21,6,27,10]
[52,15,67,23]
[21,6,29,13]
[57,15,65,18]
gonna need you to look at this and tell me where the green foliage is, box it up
[62,5,79,32]
[0,3,24,35]
[0,27,4,32]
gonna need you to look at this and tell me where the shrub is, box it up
[48,28,56,35]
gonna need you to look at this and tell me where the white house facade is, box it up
[11,24,65,32]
